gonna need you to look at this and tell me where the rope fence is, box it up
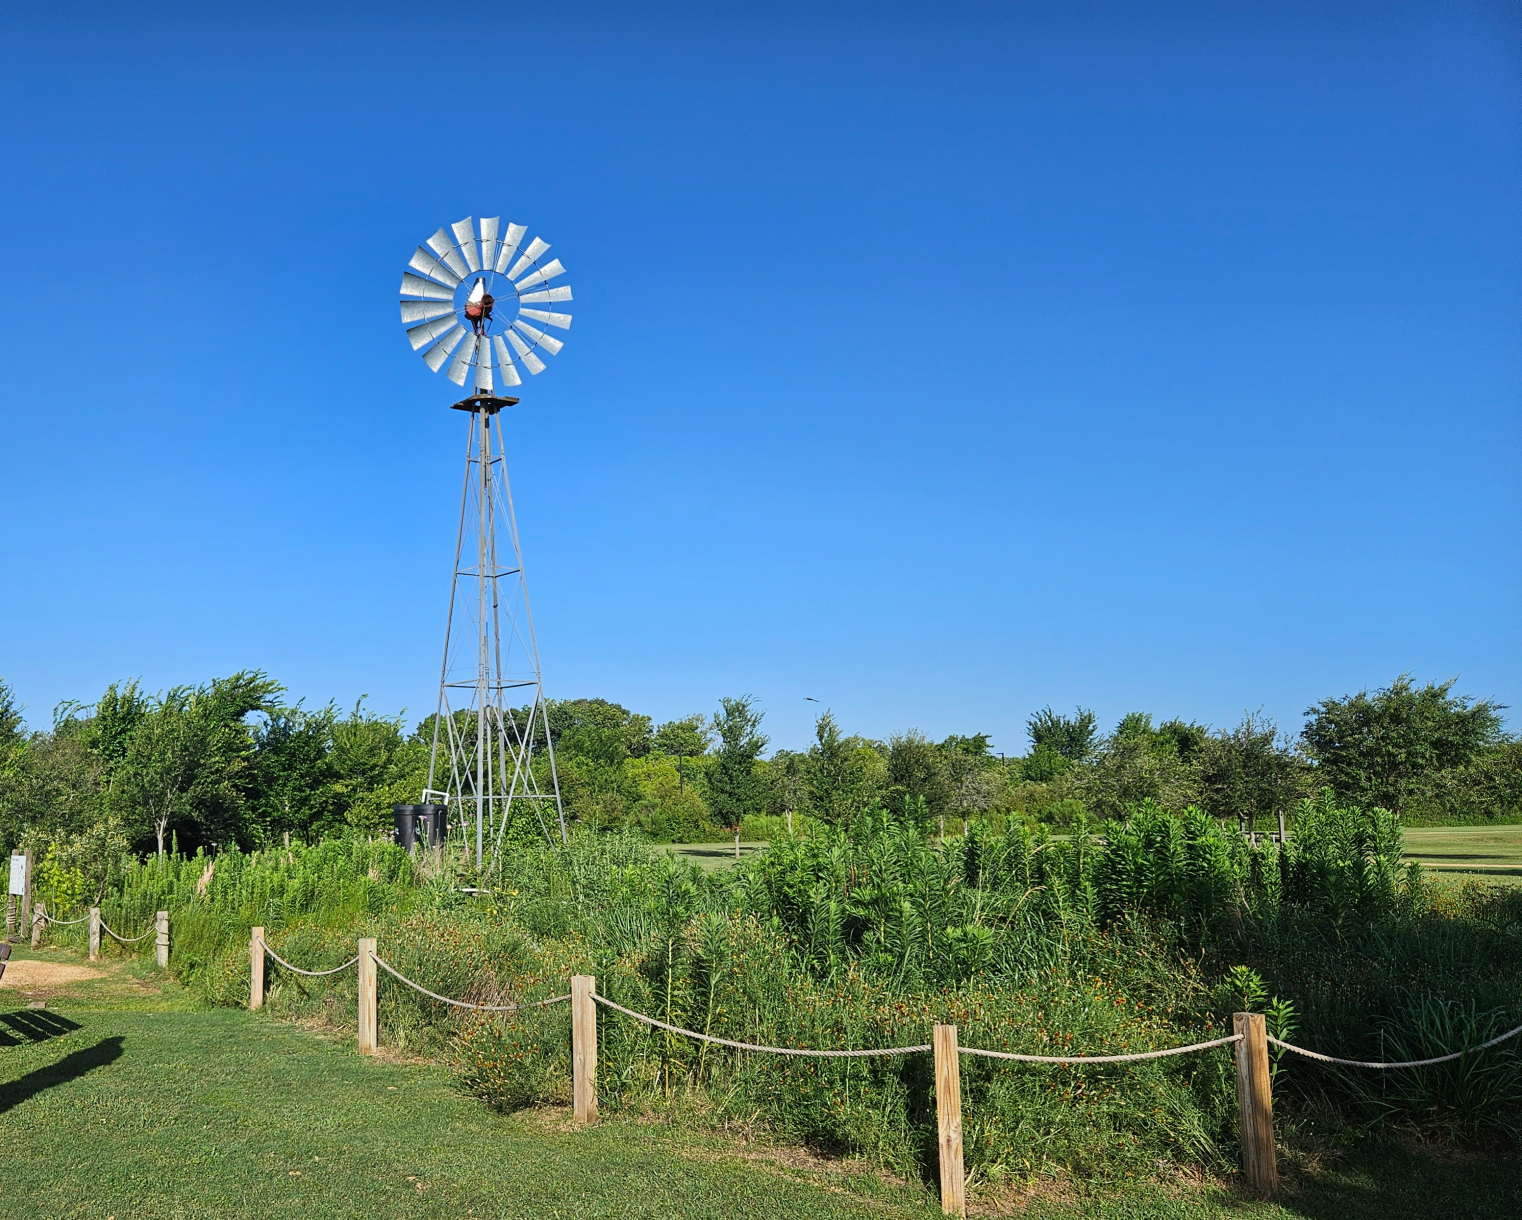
[957,1033,1244,1064]
[29,904,173,968]
[592,994,931,1057]
[263,944,360,977]
[1269,1021,1522,1070]
[372,954,570,1013]
[100,921,155,943]
[230,931,1522,1217]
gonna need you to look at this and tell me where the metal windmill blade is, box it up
[479,217,501,271]
[507,238,550,282]
[512,258,566,293]
[451,218,481,272]
[493,223,527,274]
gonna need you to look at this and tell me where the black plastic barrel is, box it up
[393,805,422,850]
[416,804,446,848]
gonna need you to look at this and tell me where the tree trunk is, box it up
[733,829,740,859]
[156,814,167,860]
[786,810,793,835]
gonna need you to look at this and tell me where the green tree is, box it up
[940,732,998,828]
[0,678,25,765]
[112,671,281,855]
[1301,676,1507,815]
[886,730,950,833]
[330,704,424,835]
[1198,712,1308,828]
[653,715,711,758]
[1155,718,1209,764]
[0,716,102,852]
[114,689,198,857]
[1075,713,1202,818]
[769,748,808,834]
[1027,706,1098,761]
[544,698,653,758]
[806,711,880,827]
[706,696,769,857]
[250,705,339,842]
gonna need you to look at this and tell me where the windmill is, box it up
[398,216,573,868]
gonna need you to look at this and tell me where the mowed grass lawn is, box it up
[1,948,1518,1219]
[661,841,766,871]
[1403,825,1522,884]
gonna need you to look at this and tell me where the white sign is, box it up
[8,854,26,896]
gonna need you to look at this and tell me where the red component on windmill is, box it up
[464,278,494,332]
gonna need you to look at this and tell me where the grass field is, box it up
[1402,825,1522,884]
[3,945,1519,1218]
[661,841,767,871]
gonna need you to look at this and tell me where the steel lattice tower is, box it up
[423,394,567,866]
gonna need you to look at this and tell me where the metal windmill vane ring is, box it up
[399,217,572,394]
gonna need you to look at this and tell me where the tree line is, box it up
[1,672,1517,872]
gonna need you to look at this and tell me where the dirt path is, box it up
[0,944,181,1009]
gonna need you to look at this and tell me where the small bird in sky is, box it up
[805,697,818,702]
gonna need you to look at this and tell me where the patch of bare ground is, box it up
[0,959,106,999]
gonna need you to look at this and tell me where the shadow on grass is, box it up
[1284,1139,1522,1220]
[0,1036,124,1115]
[0,1009,82,1046]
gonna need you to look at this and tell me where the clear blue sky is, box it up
[1,1,1517,752]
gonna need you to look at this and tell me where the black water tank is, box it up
[393,805,422,850]
[416,804,447,848]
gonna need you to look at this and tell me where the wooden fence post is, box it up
[156,911,170,969]
[89,907,101,961]
[250,926,265,1010]
[21,848,32,934]
[31,900,45,949]
[934,1023,966,1217]
[572,974,598,1124]
[1234,1011,1277,1195]
[357,937,378,1055]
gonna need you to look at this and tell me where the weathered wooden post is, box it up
[5,852,17,938]
[31,900,45,949]
[572,974,598,1124]
[89,907,101,961]
[357,937,378,1055]
[250,926,266,1009]
[1234,1011,1277,1195]
[934,1023,966,1217]
[21,848,32,934]
[155,910,170,969]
